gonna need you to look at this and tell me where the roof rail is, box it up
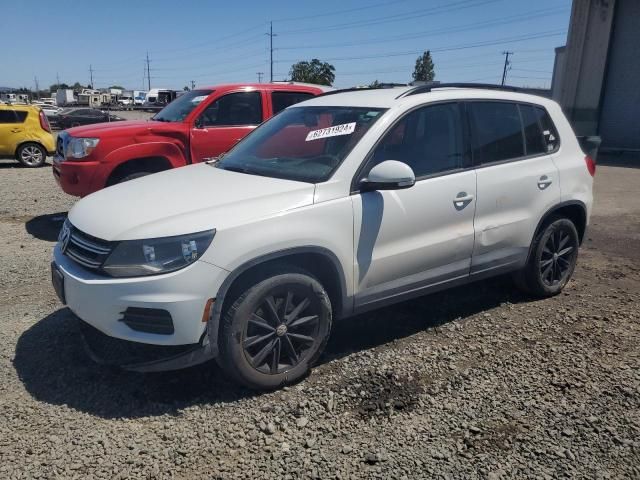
[318,83,409,97]
[397,82,524,98]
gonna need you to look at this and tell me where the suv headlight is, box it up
[103,230,215,277]
[66,137,100,159]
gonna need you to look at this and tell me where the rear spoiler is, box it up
[577,135,602,162]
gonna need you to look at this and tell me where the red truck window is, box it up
[271,91,315,115]
[198,92,262,127]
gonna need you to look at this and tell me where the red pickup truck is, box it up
[53,83,327,197]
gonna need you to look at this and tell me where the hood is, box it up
[68,163,316,241]
[65,119,163,137]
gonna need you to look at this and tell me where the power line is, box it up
[277,0,499,35]
[276,7,567,51]
[273,0,410,23]
[276,30,566,63]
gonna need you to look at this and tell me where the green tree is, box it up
[49,83,70,92]
[183,85,190,91]
[412,50,435,82]
[289,59,335,86]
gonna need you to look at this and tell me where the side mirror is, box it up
[360,160,415,191]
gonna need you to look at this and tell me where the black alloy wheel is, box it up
[539,226,576,287]
[515,216,579,297]
[217,269,332,390]
[243,287,321,375]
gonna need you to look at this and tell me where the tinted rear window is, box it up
[519,104,546,156]
[0,110,27,123]
[469,102,524,164]
[272,91,315,114]
[534,106,560,152]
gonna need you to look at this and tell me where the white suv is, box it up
[51,84,595,390]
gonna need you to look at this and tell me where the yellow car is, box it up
[0,104,55,167]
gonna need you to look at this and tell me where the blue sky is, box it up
[3,0,571,91]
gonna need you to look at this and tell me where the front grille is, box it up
[64,227,113,271]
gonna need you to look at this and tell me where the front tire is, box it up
[515,217,579,297]
[16,143,46,167]
[217,268,332,390]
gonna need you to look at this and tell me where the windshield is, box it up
[217,106,386,183]
[152,89,212,122]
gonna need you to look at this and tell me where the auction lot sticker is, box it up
[306,122,356,141]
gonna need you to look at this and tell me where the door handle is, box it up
[11,128,22,133]
[538,175,553,190]
[453,192,474,210]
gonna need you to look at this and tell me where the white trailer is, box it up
[55,89,76,106]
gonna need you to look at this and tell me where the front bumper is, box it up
[53,154,102,197]
[53,245,229,348]
[77,316,216,372]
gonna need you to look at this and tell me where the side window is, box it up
[534,106,560,152]
[0,110,18,123]
[519,104,546,156]
[371,103,464,178]
[15,111,28,122]
[469,101,524,164]
[271,91,315,115]
[199,91,262,127]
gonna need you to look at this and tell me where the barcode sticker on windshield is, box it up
[306,122,356,141]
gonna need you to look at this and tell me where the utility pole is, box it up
[266,22,277,83]
[191,80,195,90]
[501,51,513,86]
[34,76,40,99]
[256,72,264,83]
[56,72,60,87]
[89,64,94,88]
[146,52,151,90]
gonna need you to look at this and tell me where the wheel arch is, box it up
[14,140,47,158]
[105,156,173,186]
[526,200,588,263]
[208,247,349,351]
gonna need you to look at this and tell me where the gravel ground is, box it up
[0,160,638,479]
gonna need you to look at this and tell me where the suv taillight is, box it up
[39,110,51,133]
[584,155,596,177]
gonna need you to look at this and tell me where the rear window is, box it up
[533,106,560,152]
[519,104,546,156]
[469,102,524,164]
[0,110,27,123]
[272,91,315,114]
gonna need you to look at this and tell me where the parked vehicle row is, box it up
[51,84,595,390]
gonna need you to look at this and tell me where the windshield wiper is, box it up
[218,165,265,177]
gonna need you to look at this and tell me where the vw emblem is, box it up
[58,223,71,253]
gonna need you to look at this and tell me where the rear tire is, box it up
[216,267,332,390]
[515,217,579,297]
[16,143,46,167]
